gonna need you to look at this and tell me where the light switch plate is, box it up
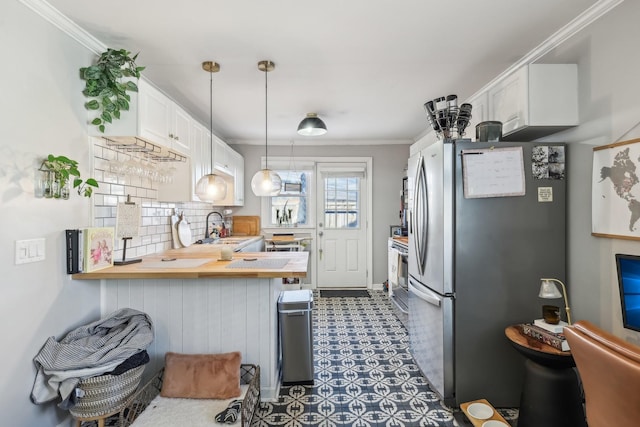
[15,238,45,264]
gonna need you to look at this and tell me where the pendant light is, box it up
[195,61,227,202]
[297,112,327,136]
[251,60,282,197]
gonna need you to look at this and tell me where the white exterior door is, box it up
[316,163,367,288]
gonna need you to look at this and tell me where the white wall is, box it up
[232,143,410,285]
[536,0,640,343]
[0,1,101,426]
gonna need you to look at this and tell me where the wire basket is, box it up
[69,364,145,420]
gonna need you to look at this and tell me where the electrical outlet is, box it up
[15,238,45,264]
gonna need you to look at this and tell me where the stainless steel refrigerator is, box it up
[407,138,566,408]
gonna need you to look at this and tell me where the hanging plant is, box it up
[80,48,145,133]
[40,155,99,198]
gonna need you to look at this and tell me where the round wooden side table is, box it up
[504,324,587,427]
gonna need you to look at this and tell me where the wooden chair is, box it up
[564,320,640,427]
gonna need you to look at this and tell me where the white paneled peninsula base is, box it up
[73,250,309,401]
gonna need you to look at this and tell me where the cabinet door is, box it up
[487,66,528,136]
[466,92,488,141]
[214,137,232,174]
[171,105,191,154]
[138,79,172,145]
[191,122,207,201]
[229,149,244,206]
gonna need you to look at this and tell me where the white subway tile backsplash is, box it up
[111,184,125,195]
[102,195,118,206]
[92,140,215,260]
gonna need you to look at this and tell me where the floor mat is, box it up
[319,289,370,297]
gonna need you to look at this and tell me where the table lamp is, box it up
[539,278,572,325]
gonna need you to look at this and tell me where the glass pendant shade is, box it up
[196,60,227,203]
[195,173,227,202]
[297,113,327,136]
[251,169,282,196]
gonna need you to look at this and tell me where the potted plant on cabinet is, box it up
[80,48,145,133]
[40,155,98,199]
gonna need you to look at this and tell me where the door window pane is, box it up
[324,176,360,229]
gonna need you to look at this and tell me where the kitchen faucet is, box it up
[205,211,224,239]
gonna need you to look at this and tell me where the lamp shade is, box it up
[539,279,563,299]
[251,169,282,196]
[195,173,227,202]
[297,113,327,136]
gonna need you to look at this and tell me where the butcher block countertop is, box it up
[392,236,408,245]
[71,246,309,280]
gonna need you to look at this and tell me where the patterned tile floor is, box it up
[252,290,518,427]
[88,290,517,426]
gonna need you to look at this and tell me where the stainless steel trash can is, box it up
[278,289,314,385]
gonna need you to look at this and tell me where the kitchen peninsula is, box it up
[73,242,309,401]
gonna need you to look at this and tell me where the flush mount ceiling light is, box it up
[251,60,282,197]
[195,61,227,202]
[297,112,327,136]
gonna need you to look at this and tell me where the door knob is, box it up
[318,231,323,237]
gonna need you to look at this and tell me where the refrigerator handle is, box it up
[415,155,428,276]
[409,282,441,307]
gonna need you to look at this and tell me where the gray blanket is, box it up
[30,308,154,408]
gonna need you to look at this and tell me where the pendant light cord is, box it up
[210,69,214,174]
[264,65,269,170]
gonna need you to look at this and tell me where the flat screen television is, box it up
[615,254,640,332]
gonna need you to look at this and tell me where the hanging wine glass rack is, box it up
[101,136,187,163]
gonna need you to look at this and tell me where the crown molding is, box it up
[467,0,624,102]
[228,138,413,146]
[19,0,106,54]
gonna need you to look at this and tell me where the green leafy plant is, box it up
[80,48,145,133]
[41,155,99,198]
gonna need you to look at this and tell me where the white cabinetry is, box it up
[169,104,191,154]
[466,92,488,141]
[137,78,171,145]
[97,78,191,153]
[191,122,209,200]
[190,126,245,206]
[91,76,244,204]
[214,137,232,175]
[228,148,244,206]
[487,64,578,141]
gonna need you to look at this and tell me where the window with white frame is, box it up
[263,162,314,227]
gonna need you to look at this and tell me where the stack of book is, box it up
[65,227,114,273]
[521,321,570,351]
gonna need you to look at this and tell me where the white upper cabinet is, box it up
[465,92,488,141]
[191,122,209,200]
[95,78,191,154]
[137,78,172,145]
[214,136,232,175]
[487,64,578,141]
[214,141,244,207]
[90,76,244,204]
[228,148,244,206]
[169,104,191,154]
